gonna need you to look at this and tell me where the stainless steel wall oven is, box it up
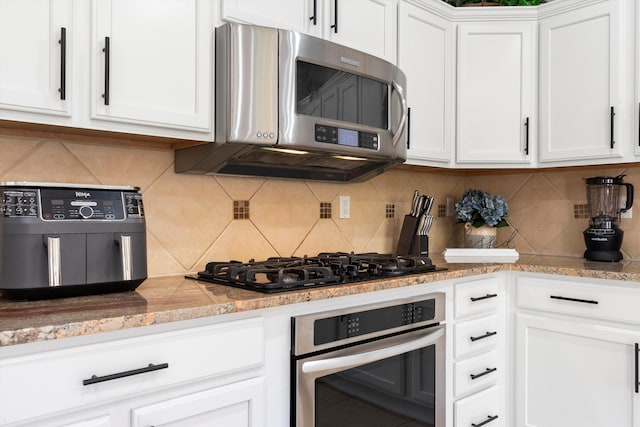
[291,293,445,426]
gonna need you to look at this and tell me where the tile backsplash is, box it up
[3,133,640,277]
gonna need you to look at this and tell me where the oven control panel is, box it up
[314,124,379,150]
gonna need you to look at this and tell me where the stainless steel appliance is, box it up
[187,252,444,293]
[0,182,147,299]
[175,22,408,182]
[584,175,634,262]
[291,293,445,427]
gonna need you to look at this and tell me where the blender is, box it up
[583,175,634,262]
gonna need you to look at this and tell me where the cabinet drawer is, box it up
[454,314,501,359]
[455,386,504,427]
[455,278,502,319]
[454,349,500,399]
[516,276,640,324]
[0,317,264,425]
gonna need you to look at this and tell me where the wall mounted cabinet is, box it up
[399,1,455,165]
[221,0,397,63]
[538,0,626,164]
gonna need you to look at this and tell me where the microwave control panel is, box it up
[314,125,379,150]
[1,187,144,220]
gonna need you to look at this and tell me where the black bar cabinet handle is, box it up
[550,295,598,305]
[470,293,498,302]
[635,343,639,394]
[406,107,411,150]
[330,0,338,33]
[309,0,317,24]
[524,117,529,155]
[58,27,66,100]
[471,415,499,427]
[638,103,640,147]
[102,36,110,105]
[470,367,497,380]
[82,362,168,386]
[470,331,497,342]
[610,106,615,148]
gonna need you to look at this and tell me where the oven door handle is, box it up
[301,328,444,375]
[391,80,408,147]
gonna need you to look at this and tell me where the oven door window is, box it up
[296,60,389,130]
[315,345,436,427]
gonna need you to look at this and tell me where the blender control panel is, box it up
[1,187,144,220]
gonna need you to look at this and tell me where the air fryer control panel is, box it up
[1,186,144,220]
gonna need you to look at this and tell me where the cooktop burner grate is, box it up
[186,252,445,293]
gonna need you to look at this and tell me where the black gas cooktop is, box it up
[186,252,445,293]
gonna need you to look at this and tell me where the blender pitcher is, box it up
[584,175,634,262]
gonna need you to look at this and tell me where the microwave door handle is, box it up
[301,328,443,376]
[391,80,408,147]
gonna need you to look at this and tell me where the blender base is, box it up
[583,249,623,262]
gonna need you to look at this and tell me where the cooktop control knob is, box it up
[79,205,94,219]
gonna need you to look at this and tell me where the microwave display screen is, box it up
[296,61,388,130]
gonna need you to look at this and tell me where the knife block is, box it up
[410,235,429,257]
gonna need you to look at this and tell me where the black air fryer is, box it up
[583,175,633,262]
[0,182,147,299]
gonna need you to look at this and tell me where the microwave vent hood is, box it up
[174,22,407,182]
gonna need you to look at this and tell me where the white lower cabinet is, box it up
[515,313,640,427]
[131,377,265,427]
[455,386,504,427]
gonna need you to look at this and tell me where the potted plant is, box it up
[455,189,509,248]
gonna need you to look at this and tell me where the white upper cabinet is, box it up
[538,0,626,164]
[220,0,397,63]
[399,1,454,165]
[456,22,535,165]
[0,0,72,119]
[91,0,214,134]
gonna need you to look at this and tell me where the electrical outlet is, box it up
[339,195,350,219]
[446,197,456,217]
[621,197,633,219]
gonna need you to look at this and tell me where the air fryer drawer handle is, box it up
[82,362,168,386]
[301,328,444,376]
[45,235,62,287]
[391,80,408,147]
[119,234,133,281]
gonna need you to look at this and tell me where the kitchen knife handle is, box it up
[330,0,338,33]
[102,36,110,105]
[524,117,529,155]
[45,236,62,287]
[119,234,133,281]
[83,363,168,386]
[58,27,66,100]
[635,343,639,393]
[310,0,317,25]
[610,106,615,148]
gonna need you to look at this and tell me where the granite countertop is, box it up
[3,255,640,347]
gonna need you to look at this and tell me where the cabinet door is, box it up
[515,313,640,427]
[456,22,534,164]
[131,377,265,427]
[92,0,213,132]
[220,0,320,36]
[0,0,72,117]
[539,1,624,163]
[324,0,397,63]
[399,2,454,165]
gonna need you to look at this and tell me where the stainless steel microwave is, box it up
[175,22,408,182]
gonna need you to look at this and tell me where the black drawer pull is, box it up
[550,295,598,305]
[635,343,639,394]
[470,331,497,342]
[58,27,66,100]
[82,362,168,386]
[102,36,110,105]
[470,293,498,302]
[610,106,616,148]
[524,116,529,155]
[472,415,499,427]
[470,367,497,380]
